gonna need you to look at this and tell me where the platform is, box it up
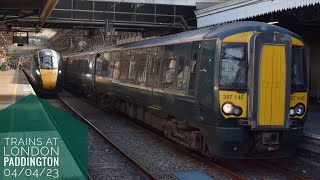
[0,69,35,110]
[304,102,320,138]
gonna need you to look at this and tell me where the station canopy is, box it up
[196,0,320,27]
[0,0,206,57]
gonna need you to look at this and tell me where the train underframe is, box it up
[82,86,303,159]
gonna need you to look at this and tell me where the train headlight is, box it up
[222,103,234,115]
[58,70,61,74]
[295,104,305,115]
[35,70,40,76]
[233,106,243,116]
[290,108,296,116]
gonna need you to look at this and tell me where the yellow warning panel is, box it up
[258,45,286,126]
[40,69,58,90]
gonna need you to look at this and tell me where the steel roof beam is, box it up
[82,0,224,6]
[0,0,42,9]
[39,0,59,27]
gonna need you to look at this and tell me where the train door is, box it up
[196,40,216,122]
[249,33,292,129]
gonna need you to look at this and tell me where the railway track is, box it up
[298,133,320,165]
[43,92,311,179]
[57,93,247,179]
[301,133,320,154]
[155,128,307,180]
[254,160,307,180]
[55,97,157,180]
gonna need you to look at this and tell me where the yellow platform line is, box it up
[12,71,19,103]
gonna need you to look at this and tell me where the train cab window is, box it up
[292,46,307,91]
[39,56,57,69]
[220,43,248,90]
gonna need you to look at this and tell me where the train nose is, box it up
[40,69,58,90]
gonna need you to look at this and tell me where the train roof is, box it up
[66,49,101,58]
[33,49,60,57]
[34,49,58,53]
[99,21,303,52]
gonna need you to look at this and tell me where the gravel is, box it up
[46,90,320,179]
[58,91,231,179]
[43,97,150,180]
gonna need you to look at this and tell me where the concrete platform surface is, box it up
[0,70,35,110]
[304,102,320,137]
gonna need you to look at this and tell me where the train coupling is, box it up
[256,132,280,152]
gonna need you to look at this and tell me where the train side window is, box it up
[128,51,137,83]
[146,48,155,87]
[100,52,109,77]
[136,49,148,86]
[72,60,76,73]
[160,43,193,93]
[71,59,75,73]
[76,61,79,73]
[108,53,114,78]
[176,56,188,90]
[84,60,90,74]
[120,52,129,82]
[161,45,175,89]
[150,47,163,89]
[68,59,72,72]
[73,60,76,73]
[188,51,199,95]
[82,59,87,74]
[81,60,84,74]
[96,56,102,76]
[77,60,81,73]
[113,52,121,80]
[101,59,108,77]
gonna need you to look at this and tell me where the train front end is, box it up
[215,30,308,158]
[35,49,62,93]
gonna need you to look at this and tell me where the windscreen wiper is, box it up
[231,60,247,91]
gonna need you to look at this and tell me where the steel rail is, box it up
[254,160,307,180]
[78,95,247,180]
[58,96,157,180]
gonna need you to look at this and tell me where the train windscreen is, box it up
[292,46,307,91]
[220,43,248,90]
[39,56,58,69]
